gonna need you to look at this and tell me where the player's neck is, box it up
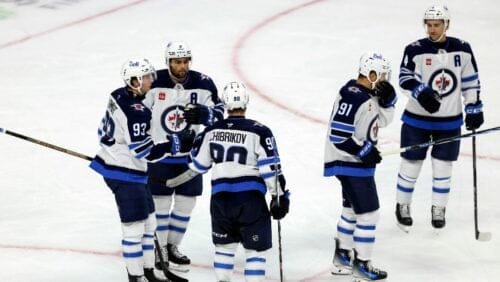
[228,109,246,117]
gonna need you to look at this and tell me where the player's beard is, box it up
[172,69,187,81]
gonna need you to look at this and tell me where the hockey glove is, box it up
[167,129,196,154]
[412,84,441,114]
[270,192,290,220]
[375,81,397,108]
[184,103,214,125]
[357,141,381,166]
[465,101,484,130]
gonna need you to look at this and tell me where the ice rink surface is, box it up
[0,0,499,281]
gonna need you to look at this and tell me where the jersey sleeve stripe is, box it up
[191,158,211,173]
[134,145,153,159]
[330,121,355,132]
[257,156,280,166]
[461,74,478,82]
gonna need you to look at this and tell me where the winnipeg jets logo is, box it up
[160,105,188,134]
[429,68,457,98]
[368,117,379,143]
[435,76,450,91]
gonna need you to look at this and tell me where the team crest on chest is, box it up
[367,117,379,143]
[160,105,188,133]
[428,68,457,98]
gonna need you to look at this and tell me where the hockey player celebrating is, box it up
[167,81,289,282]
[90,58,189,282]
[324,52,396,281]
[142,41,224,270]
[395,5,484,231]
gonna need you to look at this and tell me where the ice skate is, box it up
[167,244,190,273]
[395,203,413,233]
[431,205,446,229]
[352,250,387,281]
[332,238,353,275]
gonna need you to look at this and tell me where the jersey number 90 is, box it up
[210,144,248,165]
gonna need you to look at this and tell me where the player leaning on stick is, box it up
[395,5,484,232]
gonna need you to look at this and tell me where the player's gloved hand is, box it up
[357,141,381,165]
[412,84,441,114]
[184,103,214,125]
[465,100,484,130]
[167,129,196,154]
[270,192,290,220]
[375,81,397,107]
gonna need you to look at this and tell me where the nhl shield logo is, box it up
[160,105,188,134]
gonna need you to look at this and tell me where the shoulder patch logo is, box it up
[159,92,166,100]
[131,103,145,111]
[348,86,361,93]
[426,58,432,65]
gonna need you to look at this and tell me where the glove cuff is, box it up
[412,84,429,99]
[356,141,373,158]
[205,107,214,126]
[170,134,181,155]
[465,101,483,115]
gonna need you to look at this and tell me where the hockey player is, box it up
[89,58,191,282]
[324,52,396,281]
[143,41,224,270]
[395,5,484,231]
[167,81,289,282]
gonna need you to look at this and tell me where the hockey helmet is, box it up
[165,41,192,66]
[121,58,156,91]
[222,81,249,110]
[358,52,391,86]
[423,5,450,24]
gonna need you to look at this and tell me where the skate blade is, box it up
[477,232,492,242]
[169,263,190,273]
[353,277,387,282]
[331,265,352,275]
[397,223,411,233]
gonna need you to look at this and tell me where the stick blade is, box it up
[477,232,492,242]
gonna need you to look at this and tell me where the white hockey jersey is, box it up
[143,69,223,147]
[324,80,395,177]
[90,87,171,184]
[399,37,481,130]
[187,116,286,196]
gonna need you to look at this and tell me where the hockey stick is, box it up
[381,126,500,156]
[472,131,492,242]
[0,127,93,161]
[154,234,188,282]
[0,127,188,281]
[273,146,284,282]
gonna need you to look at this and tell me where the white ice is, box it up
[0,0,499,281]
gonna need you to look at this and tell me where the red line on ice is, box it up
[231,0,328,125]
[230,0,500,162]
[0,0,150,50]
